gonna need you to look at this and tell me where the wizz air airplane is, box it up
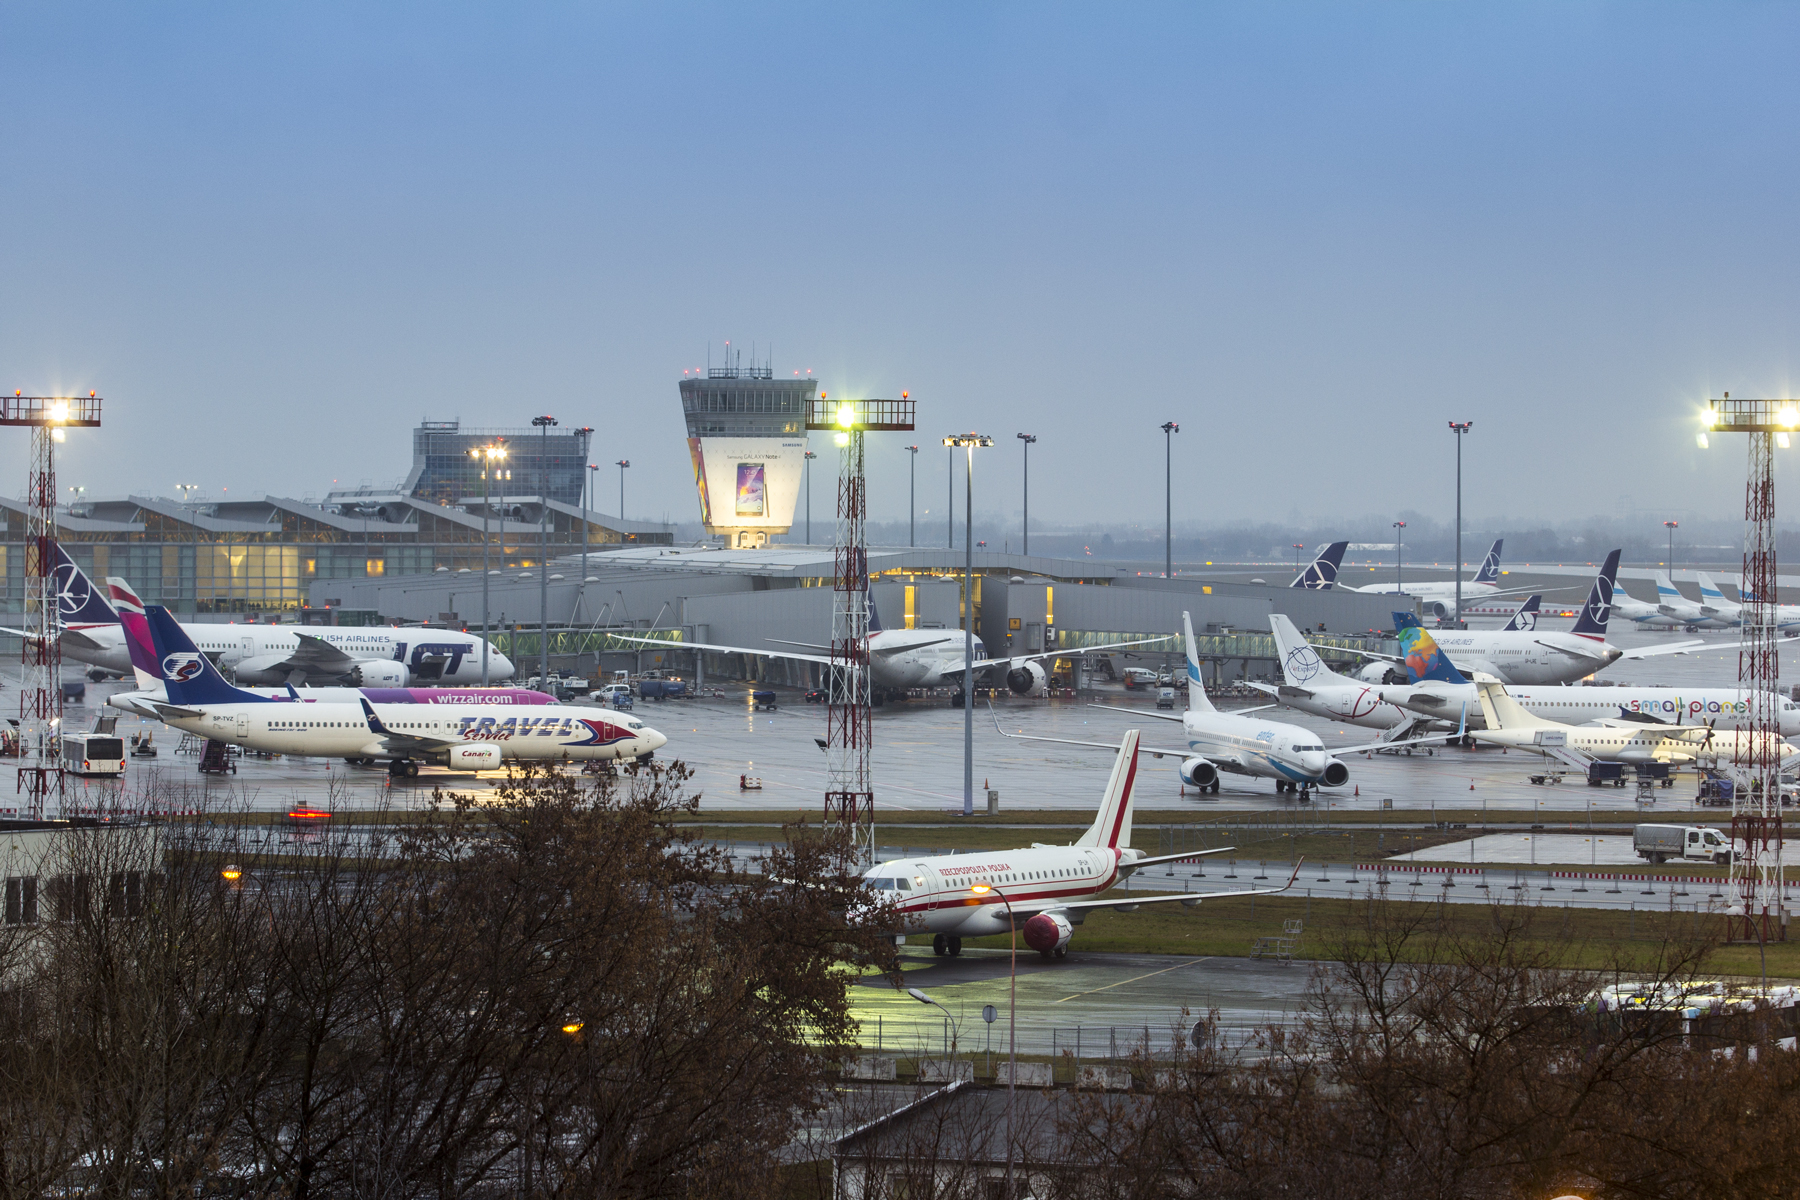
[998,611,1388,798]
[134,605,664,778]
[101,577,551,718]
[616,598,1158,698]
[22,544,514,686]
[861,729,1297,960]
[1338,538,1543,619]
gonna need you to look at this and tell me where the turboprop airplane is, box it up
[1338,538,1544,619]
[19,544,515,685]
[615,597,1160,699]
[101,577,551,717]
[136,605,664,777]
[862,729,1298,960]
[996,611,1390,798]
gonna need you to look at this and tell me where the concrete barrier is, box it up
[998,1061,1053,1087]
[1077,1065,1132,1091]
[918,1059,975,1083]
[845,1056,897,1081]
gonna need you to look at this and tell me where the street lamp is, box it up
[944,433,995,817]
[1016,433,1036,556]
[906,445,919,548]
[1292,543,1304,579]
[532,416,558,690]
[1393,521,1406,595]
[576,428,594,618]
[467,442,508,684]
[906,987,962,1063]
[1448,422,1473,625]
[947,444,955,550]
[1665,519,1679,573]
[804,450,817,544]
[615,459,630,525]
[970,882,1018,1195]
[1161,422,1179,578]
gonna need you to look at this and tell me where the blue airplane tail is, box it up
[868,593,884,634]
[144,605,273,706]
[1471,539,1504,587]
[1500,594,1541,632]
[1393,611,1469,685]
[1571,549,1621,639]
[53,543,121,627]
[1291,541,1348,589]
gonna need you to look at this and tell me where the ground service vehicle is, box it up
[61,733,126,777]
[1156,687,1176,709]
[1634,824,1732,865]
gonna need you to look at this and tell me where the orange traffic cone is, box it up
[1354,785,1360,796]
[1469,780,1476,790]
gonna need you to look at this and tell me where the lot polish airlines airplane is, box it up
[997,612,1390,798]
[862,729,1297,959]
[1336,539,1545,619]
[616,598,1158,698]
[137,605,663,777]
[19,544,514,686]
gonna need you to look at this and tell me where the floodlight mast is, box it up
[0,393,102,819]
[1702,395,1794,945]
[805,394,915,868]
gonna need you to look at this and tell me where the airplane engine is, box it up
[1179,757,1218,788]
[232,654,297,685]
[1006,660,1048,696]
[1426,601,1451,621]
[1022,910,1074,955]
[1357,662,1404,685]
[1321,760,1350,788]
[446,743,503,771]
[349,660,408,687]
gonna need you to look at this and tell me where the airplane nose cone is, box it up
[491,650,515,680]
[643,726,668,752]
[1300,750,1327,776]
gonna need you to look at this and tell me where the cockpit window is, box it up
[1294,743,1324,752]
[865,878,897,890]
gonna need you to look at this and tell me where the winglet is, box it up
[359,696,389,735]
[285,683,302,701]
[1286,858,1305,889]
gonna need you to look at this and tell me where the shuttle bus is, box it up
[61,733,126,777]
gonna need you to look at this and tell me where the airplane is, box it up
[1465,671,1797,768]
[19,543,515,686]
[996,611,1390,798]
[135,604,665,778]
[1337,538,1544,619]
[1290,541,1349,589]
[614,597,1161,699]
[1245,614,1428,735]
[101,577,552,717]
[861,728,1298,960]
[1702,573,1800,634]
[1368,612,1800,735]
[1651,572,1734,631]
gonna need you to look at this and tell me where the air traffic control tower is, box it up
[680,357,814,548]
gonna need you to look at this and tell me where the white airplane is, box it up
[1245,614,1425,734]
[1652,572,1734,630]
[27,544,514,686]
[862,728,1297,960]
[998,611,1388,798]
[135,605,663,778]
[1467,672,1797,768]
[1337,538,1542,619]
[615,597,1160,698]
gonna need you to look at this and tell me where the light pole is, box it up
[906,987,962,1062]
[804,450,817,544]
[468,442,507,684]
[906,445,918,548]
[1016,433,1036,556]
[1665,519,1679,573]
[1161,422,1179,578]
[533,416,558,689]
[1393,520,1406,595]
[1292,543,1303,579]
[615,459,630,525]
[944,433,994,817]
[586,460,599,563]
[970,882,1017,1195]
[1449,421,1473,625]
[577,427,593,620]
[947,445,955,550]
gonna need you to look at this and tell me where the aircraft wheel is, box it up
[948,937,962,957]
[636,752,654,765]
[1054,946,1067,959]
[933,934,948,957]
[1039,949,1055,960]
[1209,779,1220,795]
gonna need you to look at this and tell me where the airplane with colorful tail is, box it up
[861,729,1298,960]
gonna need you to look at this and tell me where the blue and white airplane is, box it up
[1338,538,1544,619]
[133,605,664,778]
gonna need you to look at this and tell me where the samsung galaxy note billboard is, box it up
[686,437,807,530]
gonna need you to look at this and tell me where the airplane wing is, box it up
[940,637,1174,678]
[987,706,1190,757]
[287,632,360,671]
[1617,639,1744,660]
[59,627,107,651]
[610,632,833,666]
[148,701,204,721]
[1011,861,1303,917]
[1128,846,1237,869]
[357,697,464,753]
[1084,703,1185,723]
[1247,681,1315,701]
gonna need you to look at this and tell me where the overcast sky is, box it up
[4,3,1799,531]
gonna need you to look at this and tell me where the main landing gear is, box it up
[932,934,963,957]
[388,759,421,779]
[1276,780,1314,802]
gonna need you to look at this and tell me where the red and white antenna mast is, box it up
[806,392,914,868]
[1704,394,1788,945]
[1,393,101,820]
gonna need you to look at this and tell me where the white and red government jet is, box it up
[859,729,1298,960]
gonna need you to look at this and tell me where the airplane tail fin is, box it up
[1394,612,1470,685]
[1075,729,1140,850]
[1182,611,1216,713]
[53,543,120,627]
[1571,549,1621,639]
[1696,572,1731,607]
[868,593,884,634]
[1290,541,1348,589]
[1470,539,1504,587]
[144,606,271,706]
[104,577,161,690]
[1500,594,1542,632]
[1655,572,1684,604]
[1268,614,1346,683]
[1472,673,1558,732]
